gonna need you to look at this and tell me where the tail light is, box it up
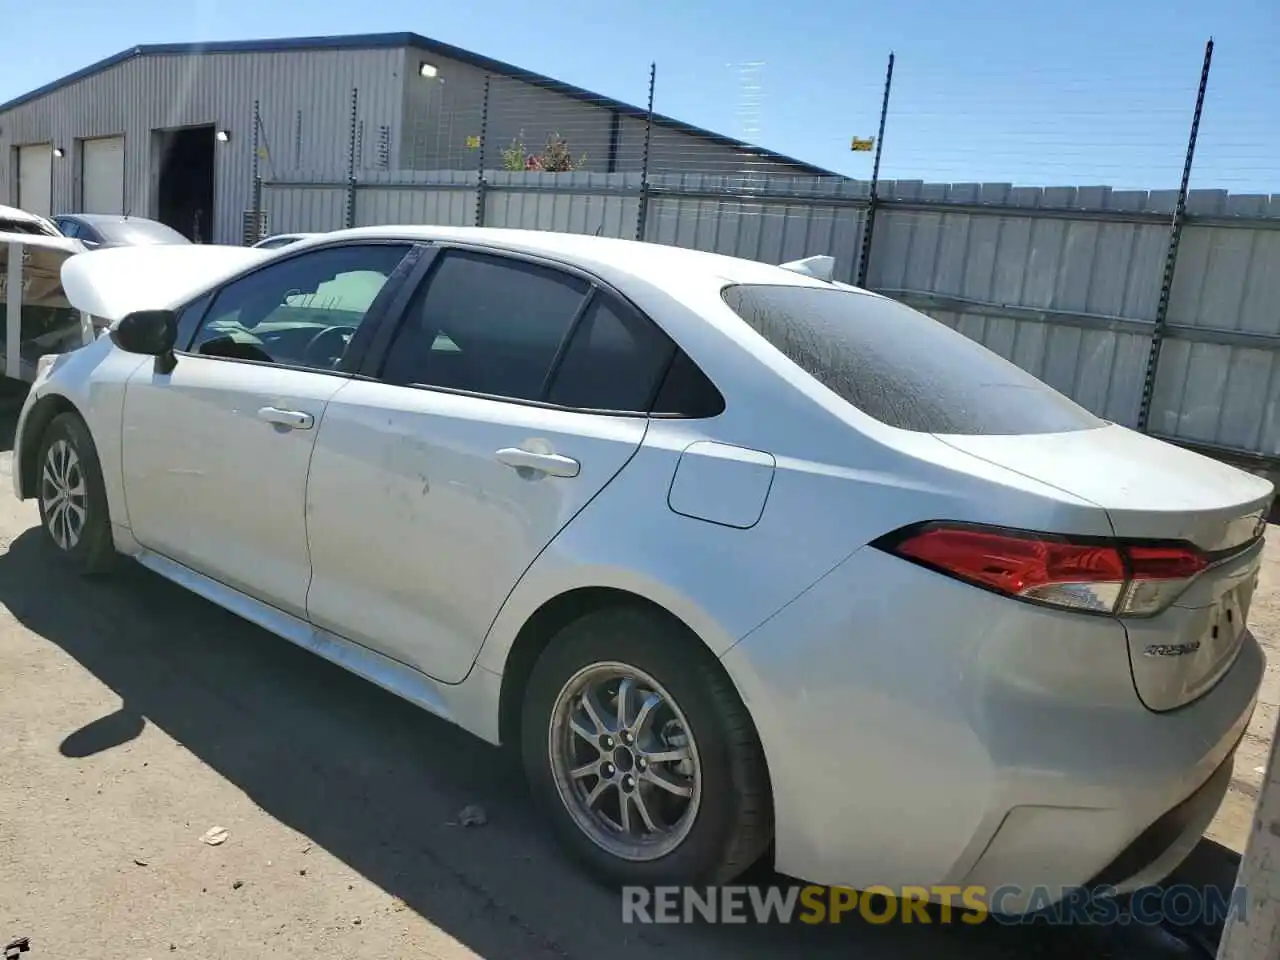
[874,522,1210,617]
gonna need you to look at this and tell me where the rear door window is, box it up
[546,295,676,412]
[380,250,589,401]
[650,350,725,418]
[721,284,1103,435]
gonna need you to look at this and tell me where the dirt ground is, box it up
[0,402,1275,959]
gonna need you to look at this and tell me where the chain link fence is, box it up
[245,42,1280,462]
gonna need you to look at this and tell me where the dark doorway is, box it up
[154,125,215,242]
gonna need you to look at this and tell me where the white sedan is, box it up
[12,227,1272,911]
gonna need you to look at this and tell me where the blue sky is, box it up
[4,0,1276,192]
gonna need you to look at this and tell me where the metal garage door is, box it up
[81,136,125,214]
[17,144,53,216]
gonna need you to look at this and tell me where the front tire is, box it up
[521,605,772,886]
[36,412,117,575]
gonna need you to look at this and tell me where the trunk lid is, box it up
[935,423,1273,711]
[935,424,1272,550]
[60,243,269,323]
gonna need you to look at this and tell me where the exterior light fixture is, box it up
[52,147,65,158]
[419,61,438,79]
[215,129,230,142]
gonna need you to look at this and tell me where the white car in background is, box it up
[252,232,319,250]
[0,231,89,382]
[0,202,62,239]
[10,227,1272,912]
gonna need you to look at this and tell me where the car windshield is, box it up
[0,217,59,237]
[95,219,190,245]
[721,283,1104,436]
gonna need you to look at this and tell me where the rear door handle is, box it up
[258,406,315,430]
[495,447,580,478]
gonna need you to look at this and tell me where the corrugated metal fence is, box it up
[258,168,1280,461]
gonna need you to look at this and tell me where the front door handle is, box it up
[258,406,315,430]
[495,447,580,478]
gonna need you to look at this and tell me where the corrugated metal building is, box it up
[0,33,835,245]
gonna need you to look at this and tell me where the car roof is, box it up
[297,227,899,439]
[310,225,848,292]
[62,213,162,226]
[255,232,316,244]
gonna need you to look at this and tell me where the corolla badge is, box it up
[1143,641,1202,658]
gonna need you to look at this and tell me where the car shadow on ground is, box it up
[0,527,1223,960]
[0,384,24,453]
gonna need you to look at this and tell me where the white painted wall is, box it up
[81,135,125,213]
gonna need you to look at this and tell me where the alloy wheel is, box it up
[548,661,702,861]
[40,438,88,551]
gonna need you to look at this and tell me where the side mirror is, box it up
[111,309,178,373]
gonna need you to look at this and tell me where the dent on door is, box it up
[302,382,648,684]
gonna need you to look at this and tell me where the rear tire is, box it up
[35,412,117,576]
[521,605,772,886]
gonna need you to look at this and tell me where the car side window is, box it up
[189,244,411,371]
[56,218,79,239]
[545,295,676,412]
[651,349,726,418]
[380,250,589,401]
[174,292,215,351]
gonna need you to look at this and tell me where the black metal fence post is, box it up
[855,52,894,289]
[476,74,491,227]
[1137,38,1213,433]
[345,87,359,229]
[248,99,263,244]
[635,62,656,242]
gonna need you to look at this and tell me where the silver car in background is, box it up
[54,214,191,250]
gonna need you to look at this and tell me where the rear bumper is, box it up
[720,546,1262,912]
[1087,741,1237,891]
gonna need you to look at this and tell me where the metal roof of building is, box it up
[0,32,843,179]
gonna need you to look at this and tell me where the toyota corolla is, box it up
[12,227,1272,912]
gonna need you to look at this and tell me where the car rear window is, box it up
[99,220,190,245]
[721,283,1104,435]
